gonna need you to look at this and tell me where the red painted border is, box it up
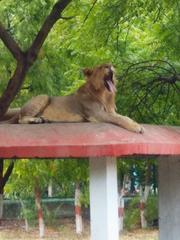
[0,123,179,158]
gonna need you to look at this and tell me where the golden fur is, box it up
[3,64,143,133]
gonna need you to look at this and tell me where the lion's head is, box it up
[83,63,116,93]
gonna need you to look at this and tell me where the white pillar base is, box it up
[158,157,180,240]
[89,157,119,240]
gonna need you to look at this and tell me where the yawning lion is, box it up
[2,63,143,133]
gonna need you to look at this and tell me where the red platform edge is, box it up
[0,123,179,158]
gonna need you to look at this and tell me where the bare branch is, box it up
[83,0,98,24]
[119,60,179,123]
[27,0,72,65]
[60,15,75,20]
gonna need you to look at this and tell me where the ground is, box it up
[0,219,158,240]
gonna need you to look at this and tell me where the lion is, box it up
[2,63,144,133]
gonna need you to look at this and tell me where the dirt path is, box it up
[0,219,158,240]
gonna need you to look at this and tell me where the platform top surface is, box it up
[0,123,179,158]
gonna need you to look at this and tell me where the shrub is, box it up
[145,195,158,226]
[124,196,141,230]
[124,195,158,229]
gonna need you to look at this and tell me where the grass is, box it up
[0,219,158,240]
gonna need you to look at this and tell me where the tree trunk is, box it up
[75,182,83,234]
[48,179,53,198]
[0,60,29,118]
[140,185,150,228]
[140,161,151,228]
[118,190,124,233]
[0,159,15,225]
[118,174,128,233]
[0,194,3,225]
[130,167,135,194]
[152,163,157,194]
[34,181,45,238]
[0,159,3,225]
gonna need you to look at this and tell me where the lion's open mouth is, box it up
[104,71,116,93]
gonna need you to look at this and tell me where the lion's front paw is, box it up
[133,123,144,134]
[122,116,144,134]
[139,125,145,134]
[28,117,44,124]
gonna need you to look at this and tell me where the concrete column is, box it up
[89,157,119,240]
[158,157,180,240]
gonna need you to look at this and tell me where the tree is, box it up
[0,0,72,119]
[5,159,51,237]
[0,159,15,224]
[34,177,45,238]
[5,158,89,236]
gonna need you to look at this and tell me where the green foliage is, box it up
[5,158,89,206]
[145,196,158,226]
[5,159,51,198]
[124,196,140,230]
[20,199,37,226]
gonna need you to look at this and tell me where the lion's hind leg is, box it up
[19,95,50,124]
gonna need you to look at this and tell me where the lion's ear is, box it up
[83,68,93,77]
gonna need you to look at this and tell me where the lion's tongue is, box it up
[107,80,116,93]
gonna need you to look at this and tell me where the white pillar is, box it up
[89,157,119,240]
[158,157,180,240]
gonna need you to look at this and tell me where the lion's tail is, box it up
[0,115,19,124]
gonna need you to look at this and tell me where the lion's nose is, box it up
[106,69,113,80]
